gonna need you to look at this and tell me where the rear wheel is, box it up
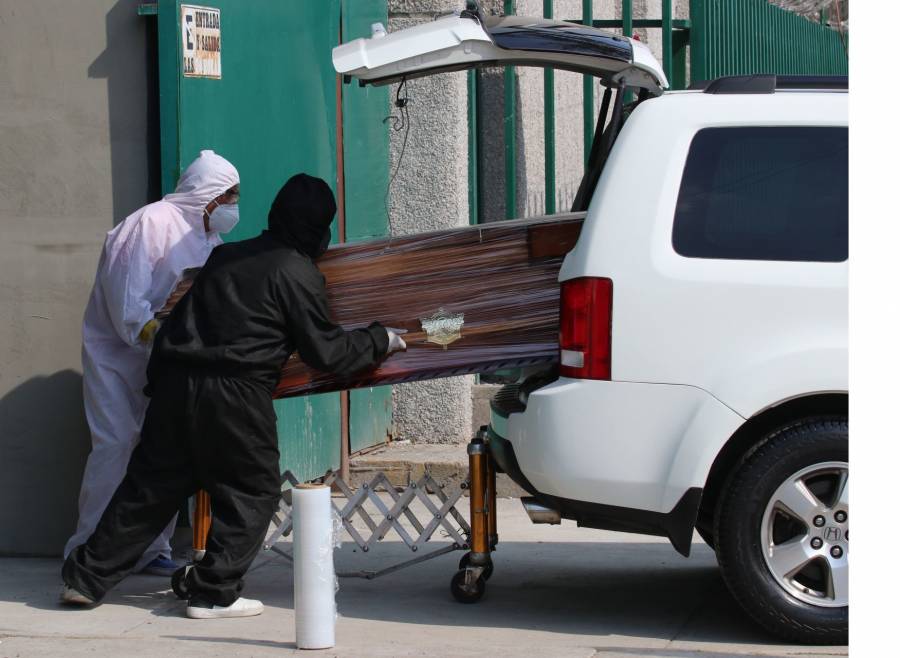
[715,417,848,644]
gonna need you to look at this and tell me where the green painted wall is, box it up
[156,0,392,477]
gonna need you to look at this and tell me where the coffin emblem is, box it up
[420,309,464,349]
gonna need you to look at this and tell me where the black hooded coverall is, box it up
[63,174,389,606]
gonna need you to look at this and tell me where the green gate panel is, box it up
[690,0,848,82]
[342,0,393,453]
[156,0,343,482]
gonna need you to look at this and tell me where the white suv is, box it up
[490,79,848,644]
[334,5,848,645]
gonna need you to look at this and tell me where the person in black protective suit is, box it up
[61,174,407,618]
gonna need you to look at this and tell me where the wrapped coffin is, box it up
[157,213,584,398]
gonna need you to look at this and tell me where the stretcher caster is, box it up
[458,553,493,581]
[450,568,486,603]
[171,565,192,600]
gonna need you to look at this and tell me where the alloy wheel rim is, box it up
[760,461,849,608]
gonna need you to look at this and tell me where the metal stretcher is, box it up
[188,433,499,602]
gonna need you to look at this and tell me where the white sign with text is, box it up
[181,5,221,79]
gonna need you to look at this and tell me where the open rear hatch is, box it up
[333,2,667,94]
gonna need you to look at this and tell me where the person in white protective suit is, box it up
[64,150,241,576]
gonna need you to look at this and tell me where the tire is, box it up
[714,417,848,645]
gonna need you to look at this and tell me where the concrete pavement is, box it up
[0,498,848,658]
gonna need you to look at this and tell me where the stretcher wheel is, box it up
[450,569,486,603]
[171,565,191,600]
[458,553,493,581]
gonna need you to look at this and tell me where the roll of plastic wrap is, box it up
[292,484,336,650]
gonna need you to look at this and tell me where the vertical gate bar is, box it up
[781,3,797,73]
[742,0,748,74]
[766,2,781,74]
[780,5,787,74]
[673,28,688,89]
[725,0,731,75]
[803,11,808,72]
[717,0,723,77]
[820,22,825,74]
[823,21,829,74]
[711,0,719,78]
[755,0,762,74]
[808,15,814,73]
[335,9,350,480]
[722,0,728,75]
[741,0,746,74]
[749,0,755,73]
[544,69,555,213]
[544,0,555,215]
[747,0,753,73]
[689,0,706,82]
[788,8,793,74]
[729,0,735,75]
[467,70,479,225]
[816,20,821,73]
[770,1,776,74]
[790,4,796,73]
[622,0,632,103]
[504,0,516,219]
[662,0,672,83]
[582,0,594,170]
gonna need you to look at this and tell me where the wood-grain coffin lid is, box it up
[157,213,585,398]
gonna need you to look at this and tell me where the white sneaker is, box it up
[60,585,95,606]
[186,597,264,619]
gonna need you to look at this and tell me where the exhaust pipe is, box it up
[521,497,561,525]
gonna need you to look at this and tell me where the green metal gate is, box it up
[690,0,848,81]
[147,0,391,482]
[470,0,848,225]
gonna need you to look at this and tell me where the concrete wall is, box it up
[386,0,475,445]
[0,0,152,556]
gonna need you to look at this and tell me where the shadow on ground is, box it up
[250,539,781,647]
[1,539,846,657]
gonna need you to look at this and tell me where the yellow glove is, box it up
[139,319,160,344]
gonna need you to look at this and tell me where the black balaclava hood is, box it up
[267,173,336,258]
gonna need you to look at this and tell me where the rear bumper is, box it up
[488,377,744,552]
[484,425,701,556]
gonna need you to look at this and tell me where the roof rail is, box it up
[688,74,848,94]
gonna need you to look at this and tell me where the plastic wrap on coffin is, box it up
[157,213,584,398]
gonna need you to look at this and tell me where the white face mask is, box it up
[207,200,240,234]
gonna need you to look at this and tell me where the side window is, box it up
[672,126,848,262]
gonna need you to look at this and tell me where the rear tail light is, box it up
[559,277,613,380]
